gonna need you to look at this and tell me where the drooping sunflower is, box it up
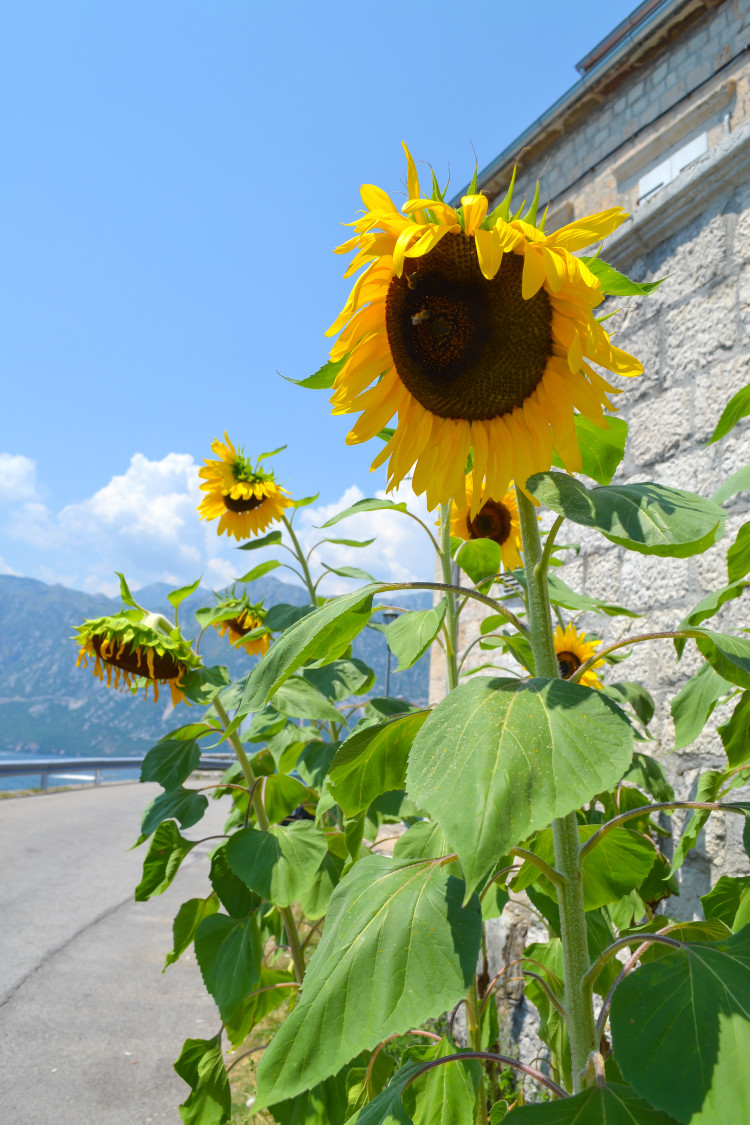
[327,144,643,511]
[554,623,604,689]
[211,596,271,657]
[198,433,293,540]
[450,474,523,571]
[75,613,200,705]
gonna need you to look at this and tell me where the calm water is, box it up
[0,753,141,792]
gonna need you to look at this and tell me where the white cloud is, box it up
[0,450,437,598]
[295,480,436,595]
[0,454,38,504]
[0,555,20,576]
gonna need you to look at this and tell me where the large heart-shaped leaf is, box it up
[527,473,724,558]
[135,821,197,901]
[610,929,750,1123]
[226,821,327,907]
[401,1038,481,1125]
[382,602,447,671]
[405,677,634,898]
[552,414,628,485]
[194,913,262,1028]
[174,1034,231,1125]
[255,856,482,1106]
[504,1083,679,1122]
[328,710,430,816]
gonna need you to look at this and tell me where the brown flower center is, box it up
[385,235,552,420]
[223,492,264,513]
[556,651,582,680]
[228,615,258,636]
[466,500,512,545]
[92,634,182,680]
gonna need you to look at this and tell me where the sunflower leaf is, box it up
[670,661,732,750]
[406,677,634,899]
[552,415,628,485]
[527,472,725,558]
[382,601,448,671]
[324,536,376,548]
[501,1084,680,1123]
[164,895,219,970]
[707,383,750,444]
[282,356,346,390]
[321,498,409,527]
[254,856,482,1106]
[115,571,142,611]
[238,559,281,584]
[293,493,319,508]
[140,786,209,838]
[328,710,430,816]
[135,821,198,900]
[174,1035,231,1125]
[578,257,667,296]
[728,523,750,582]
[693,628,750,689]
[455,538,503,584]
[322,563,378,582]
[237,529,283,551]
[194,913,262,1026]
[226,821,328,908]
[674,580,750,655]
[610,930,750,1124]
[712,467,750,505]
[718,691,750,768]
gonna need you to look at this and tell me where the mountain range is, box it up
[0,574,430,760]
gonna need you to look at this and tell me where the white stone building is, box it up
[430,0,750,924]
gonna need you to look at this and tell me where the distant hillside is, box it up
[0,574,430,759]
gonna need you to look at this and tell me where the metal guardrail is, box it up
[0,756,235,790]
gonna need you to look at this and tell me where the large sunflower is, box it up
[198,434,293,540]
[75,613,200,706]
[211,596,271,657]
[450,474,523,571]
[327,144,643,511]
[554,623,604,689]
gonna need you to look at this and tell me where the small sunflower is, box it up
[554,623,604,689]
[327,144,643,511]
[198,433,293,540]
[75,613,200,705]
[211,596,271,657]
[450,475,523,571]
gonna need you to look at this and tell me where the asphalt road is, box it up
[0,782,231,1124]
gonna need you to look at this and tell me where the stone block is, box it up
[628,385,692,466]
[649,445,717,495]
[620,552,689,611]
[663,280,737,380]
[740,263,750,338]
[585,549,623,603]
[649,206,730,312]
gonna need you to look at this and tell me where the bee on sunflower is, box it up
[75,612,200,706]
[450,474,523,571]
[327,143,642,512]
[209,595,271,657]
[554,623,604,689]
[198,434,293,540]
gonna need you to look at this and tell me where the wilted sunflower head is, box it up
[554,623,604,689]
[75,612,200,706]
[450,475,523,571]
[210,596,271,657]
[327,143,643,511]
[198,433,293,540]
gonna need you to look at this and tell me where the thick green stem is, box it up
[516,489,595,1092]
[282,513,317,605]
[439,503,460,693]
[212,696,306,984]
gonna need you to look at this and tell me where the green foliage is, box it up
[164,895,219,970]
[552,414,628,485]
[381,602,448,671]
[226,821,328,907]
[527,473,725,558]
[455,538,503,584]
[610,930,750,1123]
[328,710,429,816]
[670,662,732,750]
[406,677,634,897]
[140,786,208,838]
[255,856,482,1105]
[578,257,666,297]
[174,1035,231,1125]
[700,875,750,931]
[401,1038,481,1125]
[706,383,750,444]
[718,690,750,767]
[140,729,205,790]
[505,1084,680,1122]
[135,820,198,900]
[194,913,262,1028]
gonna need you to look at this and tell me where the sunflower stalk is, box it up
[439,502,460,692]
[212,695,306,984]
[517,488,596,1092]
[282,513,318,606]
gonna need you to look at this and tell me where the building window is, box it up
[637,132,708,203]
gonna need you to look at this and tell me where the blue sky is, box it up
[0,0,638,594]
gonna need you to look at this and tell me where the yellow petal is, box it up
[461,194,488,236]
[361,184,398,214]
[402,141,421,201]
[474,228,504,280]
[521,246,546,299]
[392,224,424,277]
